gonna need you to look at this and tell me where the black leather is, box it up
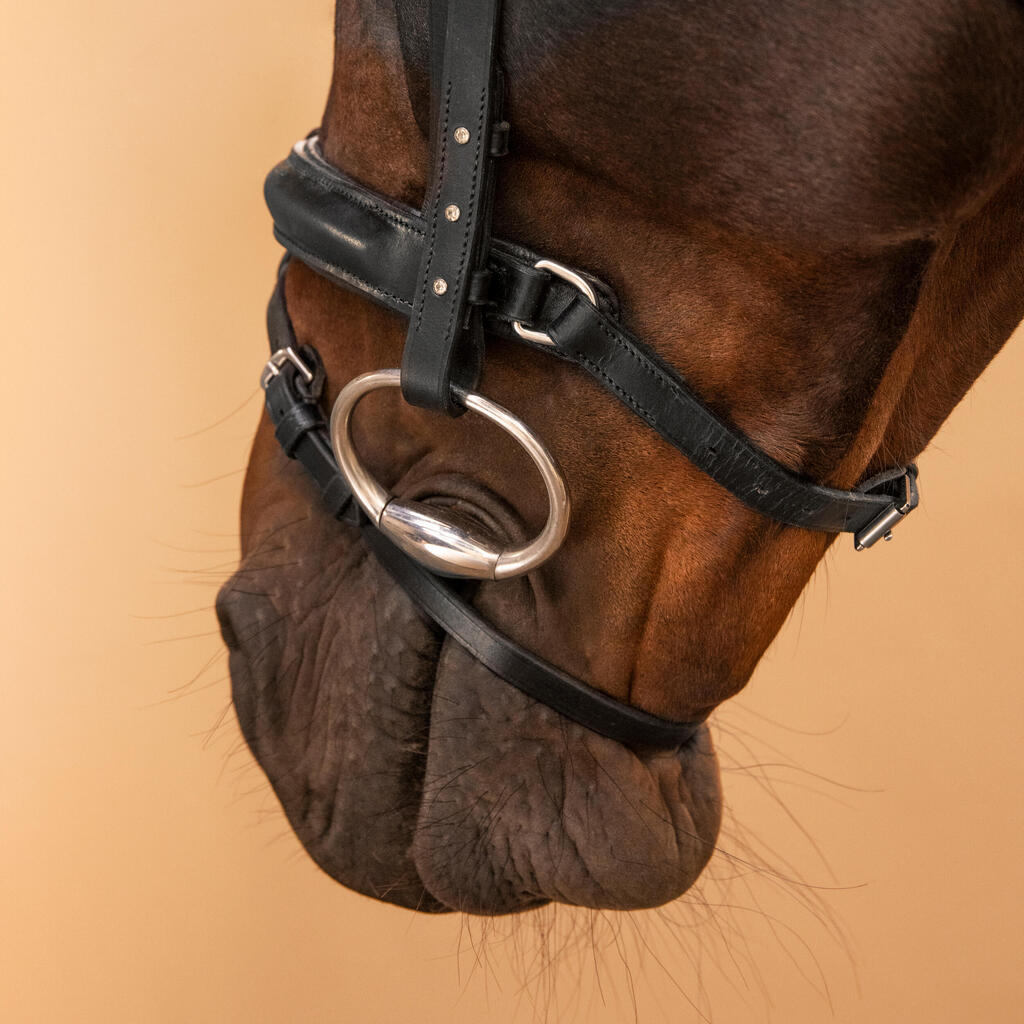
[262,264,363,524]
[262,264,704,750]
[254,5,922,756]
[264,134,917,539]
[362,528,705,750]
[401,0,505,414]
[548,296,914,533]
[265,136,610,334]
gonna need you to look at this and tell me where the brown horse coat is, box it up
[218,0,1024,913]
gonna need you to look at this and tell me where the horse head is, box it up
[217,0,1024,914]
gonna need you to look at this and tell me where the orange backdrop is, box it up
[3,2,1022,1021]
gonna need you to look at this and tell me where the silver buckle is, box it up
[260,346,315,390]
[511,259,598,346]
[854,471,917,551]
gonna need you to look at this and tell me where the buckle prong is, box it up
[261,346,314,389]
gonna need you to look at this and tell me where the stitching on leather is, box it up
[441,86,487,345]
[414,80,453,333]
[587,311,876,515]
[593,316,683,412]
[274,229,413,310]
[288,147,426,237]
[589,317,734,468]
[574,352,657,425]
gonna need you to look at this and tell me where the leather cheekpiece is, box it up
[400,0,505,414]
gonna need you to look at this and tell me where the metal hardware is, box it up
[854,504,905,550]
[854,468,917,550]
[854,501,912,550]
[444,204,461,221]
[432,277,448,296]
[511,259,599,347]
[329,369,571,580]
[261,346,314,390]
[453,126,470,144]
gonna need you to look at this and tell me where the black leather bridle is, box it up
[257,0,919,751]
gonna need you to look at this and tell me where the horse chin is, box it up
[217,498,722,916]
[411,658,722,913]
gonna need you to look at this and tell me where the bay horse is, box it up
[217,0,1024,915]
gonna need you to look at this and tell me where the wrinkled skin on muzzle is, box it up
[218,404,723,913]
[218,0,1024,915]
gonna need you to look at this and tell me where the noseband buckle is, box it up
[511,259,598,346]
[329,369,571,580]
[261,346,315,390]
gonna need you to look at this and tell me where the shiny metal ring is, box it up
[329,369,571,580]
[511,258,598,346]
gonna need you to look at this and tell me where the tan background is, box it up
[2,2,1022,1021]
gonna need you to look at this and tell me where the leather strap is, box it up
[264,135,919,542]
[401,0,505,414]
[262,263,363,524]
[265,136,613,330]
[262,262,704,750]
[253,1,921,760]
[362,528,704,750]
[547,295,917,533]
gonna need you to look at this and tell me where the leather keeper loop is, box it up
[498,262,549,325]
[467,268,494,306]
[489,121,510,157]
[322,474,357,521]
[274,400,324,457]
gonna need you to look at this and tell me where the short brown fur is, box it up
[218,0,1024,913]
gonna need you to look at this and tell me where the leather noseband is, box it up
[255,0,920,750]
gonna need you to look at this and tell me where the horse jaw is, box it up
[217,470,721,913]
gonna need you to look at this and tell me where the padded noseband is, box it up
[256,0,919,750]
